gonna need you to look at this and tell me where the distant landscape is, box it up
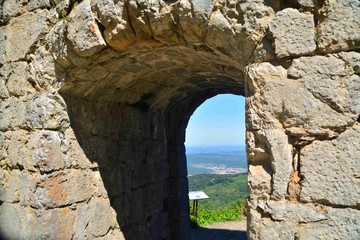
[186,145,247,175]
[186,146,248,226]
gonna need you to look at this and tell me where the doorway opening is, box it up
[185,94,248,239]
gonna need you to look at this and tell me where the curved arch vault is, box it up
[0,0,359,239]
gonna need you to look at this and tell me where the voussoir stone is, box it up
[300,123,360,207]
[317,0,360,53]
[67,0,107,57]
[269,8,316,58]
[177,0,210,44]
[91,0,136,51]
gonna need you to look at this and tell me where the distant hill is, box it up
[186,146,247,175]
[188,173,248,209]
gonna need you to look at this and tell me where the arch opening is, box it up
[184,94,248,238]
[59,46,246,240]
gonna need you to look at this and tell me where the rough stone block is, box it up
[288,53,360,115]
[297,208,360,240]
[87,198,118,237]
[2,0,50,21]
[178,0,212,44]
[263,201,326,223]
[297,0,316,8]
[300,124,360,207]
[247,127,292,201]
[49,21,71,68]
[148,5,180,44]
[3,10,47,62]
[248,164,272,198]
[91,0,136,51]
[67,0,107,57]
[246,62,353,140]
[127,0,153,40]
[30,130,69,173]
[317,0,360,53]
[36,207,76,239]
[33,169,94,208]
[0,203,36,239]
[4,130,33,170]
[248,207,297,240]
[269,8,316,58]
[0,77,10,99]
[0,26,7,64]
[0,97,27,131]
[28,46,65,91]
[27,93,70,130]
[1,61,30,97]
[0,169,21,203]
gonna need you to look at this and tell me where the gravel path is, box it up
[191,219,247,240]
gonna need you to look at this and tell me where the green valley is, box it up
[188,173,248,226]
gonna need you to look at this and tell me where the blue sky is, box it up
[185,94,246,147]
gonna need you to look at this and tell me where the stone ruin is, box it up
[0,0,359,239]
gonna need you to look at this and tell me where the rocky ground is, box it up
[191,219,247,240]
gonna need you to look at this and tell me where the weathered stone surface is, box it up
[3,130,33,170]
[1,1,360,239]
[288,53,360,115]
[0,26,7,64]
[0,97,28,131]
[86,198,119,237]
[297,208,360,240]
[177,0,209,44]
[248,127,292,201]
[205,9,249,63]
[2,0,50,21]
[67,0,107,57]
[33,169,94,208]
[31,130,69,173]
[337,51,360,74]
[1,61,31,97]
[269,8,316,58]
[0,203,37,239]
[27,93,70,130]
[317,0,360,53]
[1,10,47,63]
[91,0,136,51]
[248,207,297,240]
[246,62,351,140]
[126,0,153,40]
[248,164,272,198]
[300,123,360,207]
[148,2,180,44]
[35,207,76,239]
[0,169,21,203]
[297,0,316,8]
[49,20,71,68]
[263,201,326,223]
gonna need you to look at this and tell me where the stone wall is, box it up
[0,0,359,239]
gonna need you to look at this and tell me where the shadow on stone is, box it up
[191,227,247,240]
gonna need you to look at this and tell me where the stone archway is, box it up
[0,0,359,240]
[59,44,246,239]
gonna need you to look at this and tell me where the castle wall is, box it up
[0,0,359,239]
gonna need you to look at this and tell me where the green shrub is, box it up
[190,201,244,227]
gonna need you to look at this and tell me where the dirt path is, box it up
[191,218,247,240]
